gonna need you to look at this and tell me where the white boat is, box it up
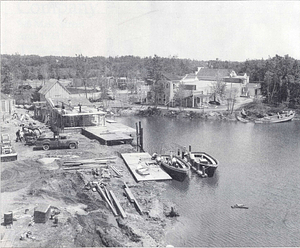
[255,111,295,124]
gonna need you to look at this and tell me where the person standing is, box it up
[16,129,21,142]
[19,128,24,142]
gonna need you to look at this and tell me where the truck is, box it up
[34,134,79,151]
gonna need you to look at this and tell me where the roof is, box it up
[66,87,100,94]
[34,204,51,213]
[38,79,70,95]
[49,97,92,107]
[197,68,232,79]
[224,77,243,83]
[183,74,197,80]
[162,73,181,81]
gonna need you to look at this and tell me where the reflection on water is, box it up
[116,116,300,247]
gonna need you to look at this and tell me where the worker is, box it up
[172,157,177,167]
[151,153,157,160]
[156,156,162,164]
[19,129,24,142]
[16,129,21,142]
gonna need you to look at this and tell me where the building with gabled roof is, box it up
[180,68,250,108]
[38,79,70,101]
[196,68,232,81]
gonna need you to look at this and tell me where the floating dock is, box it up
[82,125,134,145]
[121,153,172,182]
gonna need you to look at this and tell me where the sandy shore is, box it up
[1,108,178,247]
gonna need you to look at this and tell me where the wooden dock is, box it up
[82,127,133,145]
[121,153,172,182]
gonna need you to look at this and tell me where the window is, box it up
[2,101,6,112]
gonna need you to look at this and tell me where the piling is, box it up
[189,145,192,152]
[136,123,139,151]
[136,122,144,152]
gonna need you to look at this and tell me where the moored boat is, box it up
[158,155,190,182]
[231,204,248,209]
[255,111,295,124]
[236,115,249,123]
[187,152,218,177]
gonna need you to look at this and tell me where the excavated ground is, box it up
[1,109,177,247]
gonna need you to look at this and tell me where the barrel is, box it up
[4,211,13,225]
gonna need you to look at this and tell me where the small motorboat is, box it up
[159,155,190,182]
[231,204,249,209]
[254,111,295,124]
[187,152,218,177]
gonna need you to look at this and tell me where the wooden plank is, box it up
[104,186,113,206]
[124,187,135,203]
[109,190,127,219]
[110,165,122,176]
[121,153,172,182]
[133,198,143,215]
[123,183,142,215]
[95,185,118,216]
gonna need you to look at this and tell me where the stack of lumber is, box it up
[63,157,117,170]
[95,184,126,218]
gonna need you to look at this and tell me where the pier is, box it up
[82,121,136,145]
[121,152,172,182]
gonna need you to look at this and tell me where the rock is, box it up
[148,199,163,219]
[116,218,141,242]
[166,207,179,217]
[96,227,123,247]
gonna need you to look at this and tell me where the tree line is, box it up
[1,53,300,107]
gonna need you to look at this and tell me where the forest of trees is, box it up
[1,53,300,107]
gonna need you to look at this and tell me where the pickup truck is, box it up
[34,134,78,151]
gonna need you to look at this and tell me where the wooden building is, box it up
[39,80,70,101]
[34,204,51,223]
[1,93,15,114]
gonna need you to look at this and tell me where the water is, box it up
[116,116,300,247]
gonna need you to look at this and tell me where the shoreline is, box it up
[0,108,180,247]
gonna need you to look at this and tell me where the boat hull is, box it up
[236,115,249,123]
[188,152,218,177]
[160,156,190,182]
[255,112,295,124]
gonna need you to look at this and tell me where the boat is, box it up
[254,111,295,124]
[231,204,248,209]
[236,115,249,123]
[187,152,218,177]
[158,155,190,182]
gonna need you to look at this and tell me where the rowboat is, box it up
[231,204,248,209]
[158,155,190,182]
[187,152,218,177]
[236,115,249,123]
[255,111,295,124]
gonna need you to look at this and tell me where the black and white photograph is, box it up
[1,1,300,247]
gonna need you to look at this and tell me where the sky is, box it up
[1,1,300,61]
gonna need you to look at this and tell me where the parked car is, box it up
[34,134,78,150]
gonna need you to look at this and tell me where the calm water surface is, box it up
[116,116,300,247]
